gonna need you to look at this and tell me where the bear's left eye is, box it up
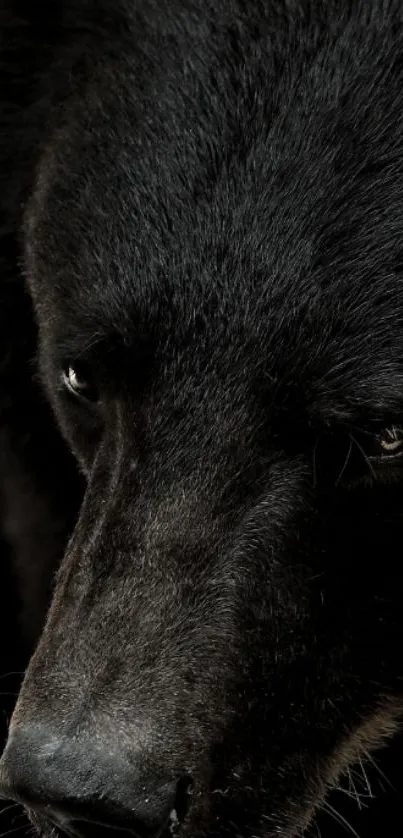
[375,426,403,458]
[316,425,403,489]
[62,365,99,403]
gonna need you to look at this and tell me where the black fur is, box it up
[1,2,403,837]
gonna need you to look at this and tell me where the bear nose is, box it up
[0,726,188,838]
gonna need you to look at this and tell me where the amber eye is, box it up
[320,425,403,489]
[62,365,99,403]
[377,426,403,457]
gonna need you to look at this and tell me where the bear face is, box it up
[1,2,403,837]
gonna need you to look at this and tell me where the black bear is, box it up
[1,2,403,838]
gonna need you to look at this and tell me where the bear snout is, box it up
[0,724,191,838]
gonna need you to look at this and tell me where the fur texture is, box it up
[1,1,403,837]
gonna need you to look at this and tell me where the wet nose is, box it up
[0,725,188,838]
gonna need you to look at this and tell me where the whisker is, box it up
[335,435,354,486]
[350,434,376,480]
[361,749,395,793]
[308,820,322,838]
[0,805,21,817]
[322,799,360,838]
[335,783,368,810]
[347,767,362,810]
[358,757,373,800]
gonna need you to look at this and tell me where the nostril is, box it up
[41,776,193,838]
[43,776,192,838]
[45,778,191,838]
[0,727,193,838]
[173,775,193,826]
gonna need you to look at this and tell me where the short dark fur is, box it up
[1,1,403,837]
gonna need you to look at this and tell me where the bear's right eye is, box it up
[62,365,99,403]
